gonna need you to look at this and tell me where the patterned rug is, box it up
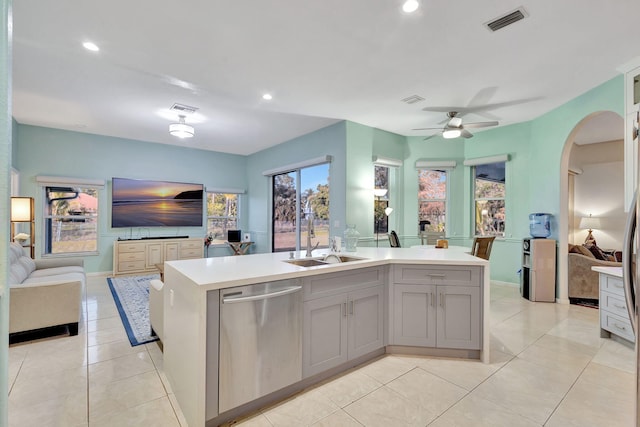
[107,274,160,346]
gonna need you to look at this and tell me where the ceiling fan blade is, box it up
[423,134,440,141]
[461,129,474,139]
[413,127,444,131]
[467,87,499,108]
[464,121,499,129]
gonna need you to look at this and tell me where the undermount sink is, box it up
[283,255,368,268]
[284,258,328,267]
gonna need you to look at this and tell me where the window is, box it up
[272,163,330,252]
[474,162,506,236]
[44,186,99,255]
[206,192,238,244]
[374,165,390,234]
[418,169,447,232]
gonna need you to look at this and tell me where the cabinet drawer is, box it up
[303,267,385,300]
[118,251,145,262]
[118,242,146,253]
[180,248,202,258]
[600,291,630,319]
[180,240,201,250]
[600,275,625,297]
[118,260,145,272]
[601,311,635,342]
[394,265,480,287]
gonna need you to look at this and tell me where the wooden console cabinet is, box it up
[113,237,202,276]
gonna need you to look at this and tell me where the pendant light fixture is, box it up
[169,115,195,139]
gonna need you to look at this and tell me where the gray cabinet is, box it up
[599,272,635,342]
[303,269,385,378]
[391,265,481,350]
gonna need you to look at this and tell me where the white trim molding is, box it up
[415,160,457,169]
[36,175,106,188]
[372,155,403,167]
[463,154,510,166]
[262,155,332,176]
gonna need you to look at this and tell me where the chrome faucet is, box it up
[304,200,320,257]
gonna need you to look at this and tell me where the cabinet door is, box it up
[165,242,179,261]
[392,284,436,347]
[436,286,481,350]
[303,293,348,378]
[348,285,384,360]
[146,243,163,269]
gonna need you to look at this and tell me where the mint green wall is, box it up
[245,122,347,253]
[1,0,11,424]
[15,125,247,272]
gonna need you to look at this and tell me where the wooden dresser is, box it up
[113,237,202,276]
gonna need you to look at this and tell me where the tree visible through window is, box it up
[44,186,99,254]
[418,169,447,232]
[474,162,506,236]
[207,193,238,244]
[272,163,330,252]
[374,165,389,234]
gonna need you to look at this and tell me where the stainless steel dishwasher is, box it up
[219,279,302,413]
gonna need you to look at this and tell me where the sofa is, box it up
[568,243,621,302]
[8,242,85,335]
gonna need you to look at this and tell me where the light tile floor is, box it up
[8,275,636,426]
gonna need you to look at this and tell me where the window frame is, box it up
[42,183,101,257]
[418,168,448,234]
[472,161,506,237]
[271,162,330,253]
[374,165,390,235]
[206,191,240,246]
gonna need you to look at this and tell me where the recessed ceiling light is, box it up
[262,93,273,101]
[402,0,419,13]
[82,41,99,52]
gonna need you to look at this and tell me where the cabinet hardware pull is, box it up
[343,302,347,317]
[614,303,626,309]
[614,283,624,288]
[440,292,444,308]
[614,323,626,330]
[430,292,435,308]
[427,274,446,278]
[350,300,354,315]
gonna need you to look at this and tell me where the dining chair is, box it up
[389,230,401,248]
[471,236,496,260]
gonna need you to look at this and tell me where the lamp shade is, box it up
[579,215,601,230]
[11,197,34,222]
[384,207,394,216]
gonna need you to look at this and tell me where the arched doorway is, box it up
[559,111,624,303]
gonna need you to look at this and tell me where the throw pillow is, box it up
[18,256,36,275]
[587,244,608,261]
[574,245,595,258]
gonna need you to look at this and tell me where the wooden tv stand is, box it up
[113,237,202,276]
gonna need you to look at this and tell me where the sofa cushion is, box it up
[29,266,85,278]
[18,256,36,275]
[9,263,29,284]
[20,272,86,287]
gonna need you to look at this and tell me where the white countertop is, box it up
[592,266,623,278]
[165,246,488,290]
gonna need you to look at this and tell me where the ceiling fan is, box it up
[413,111,499,140]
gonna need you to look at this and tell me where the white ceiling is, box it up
[11,1,639,155]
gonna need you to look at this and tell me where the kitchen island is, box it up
[163,246,489,427]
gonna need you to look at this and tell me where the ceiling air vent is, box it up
[401,95,425,105]
[170,103,199,115]
[485,7,528,32]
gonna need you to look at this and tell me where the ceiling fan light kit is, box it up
[442,129,461,139]
[169,115,195,139]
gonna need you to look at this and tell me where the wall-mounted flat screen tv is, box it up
[112,177,204,228]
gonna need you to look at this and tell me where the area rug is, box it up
[107,274,160,346]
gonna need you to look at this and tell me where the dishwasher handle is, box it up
[222,286,302,304]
